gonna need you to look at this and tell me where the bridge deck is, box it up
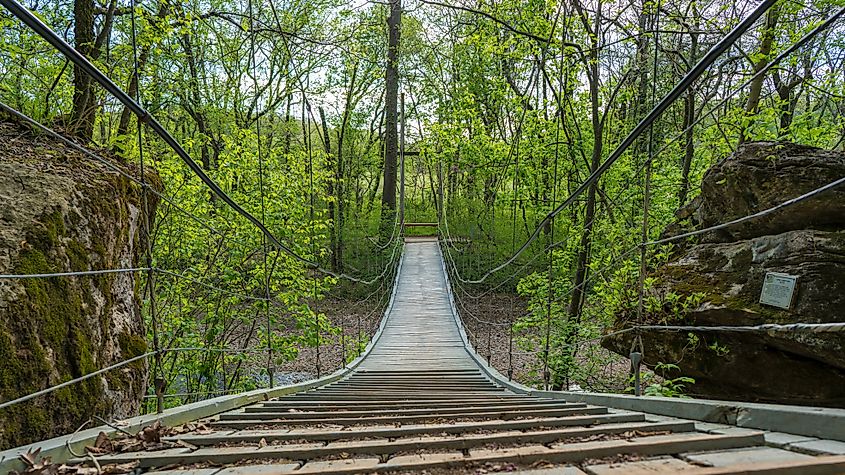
[359,240,475,371]
[62,240,845,474]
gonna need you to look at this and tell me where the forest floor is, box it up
[460,292,629,392]
[458,292,542,384]
[273,296,385,381]
[246,291,628,393]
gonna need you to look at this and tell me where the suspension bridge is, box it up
[2,0,845,473]
[2,238,845,474]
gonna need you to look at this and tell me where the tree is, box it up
[381,0,402,229]
[70,0,116,140]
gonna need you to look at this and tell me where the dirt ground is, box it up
[457,291,629,392]
[202,287,628,400]
[274,296,386,379]
[456,292,544,384]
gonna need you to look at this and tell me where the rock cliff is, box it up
[604,142,845,407]
[0,119,158,448]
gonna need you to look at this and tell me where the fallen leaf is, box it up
[19,448,42,467]
[72,467,99,475]
[529,460,553,469]
[138,420,163,443]
[99,461,140,475]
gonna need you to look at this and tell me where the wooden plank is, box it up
[338,378,487,382]
[325,382,498,389]
[271,397,525,404]
[685,455,845,474]
[587,455,845,475]
[214,465,302,475]
[683,447,812,467]
[345,371,486,376]
[286,388,513,395]
[298,389,509,396]
[586,457,703,474]
[239,402,588,417]
[212,405,610,428]
[258,432,761,475]
[276,393,524,401]
[257,399,555,410]
[379,433,763,474]
[170,412,647,445]
[86,421,698,468]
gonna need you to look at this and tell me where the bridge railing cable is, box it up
[441,1,845,393]
[0,0,401,286]
[440,0,778,285]
[0,0,405,419]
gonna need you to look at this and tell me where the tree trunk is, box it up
[117,1,170,148]
[318,107,341,273]
[565,1,603,388]
[678,14,699,207]
[381,0,401,230]
[740,4,780,144]
[179,32,213,171]
[284,93,292,155]
[772,57,808,136]
[336,64,358,272]
[70,0,97,141]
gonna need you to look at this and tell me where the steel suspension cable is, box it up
[246,0,274,389]
[0,0,396,285]
[303,92,321,378]
[638,4,845,179]
[449,3,845,301]
[540,8,568,390]
[445,0,778,285]
[126,0,165,414]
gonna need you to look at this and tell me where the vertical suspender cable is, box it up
[304,92,321,378]
[399,93,405,229]
[543,5,568,392]
[634,0,662,397]
[247,0,273,389]
[129,0,163,414]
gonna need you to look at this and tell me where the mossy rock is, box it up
[0,120,159,449]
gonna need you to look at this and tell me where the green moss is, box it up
[0,143,157,449]
[106,333,148,391]
[66,240,88,274]
[0,214,106,449]
[118,332,148,357]
[652,246,790,324]
[26,210,65,252]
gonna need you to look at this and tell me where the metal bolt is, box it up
[630,351,643,397]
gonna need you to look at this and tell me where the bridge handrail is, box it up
[440,0,845,285]
[0,246,405,419]
[0,0,403,285]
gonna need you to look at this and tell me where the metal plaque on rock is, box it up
[759,272,798,309]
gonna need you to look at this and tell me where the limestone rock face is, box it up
[0,120,157,449]
[604,142,845,407]
[663,142,845,244]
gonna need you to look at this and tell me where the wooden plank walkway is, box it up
[71,240,845,474]
[358,239,476,372]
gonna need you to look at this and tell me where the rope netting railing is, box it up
[439,0,845,394]
[0,0,403,425]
